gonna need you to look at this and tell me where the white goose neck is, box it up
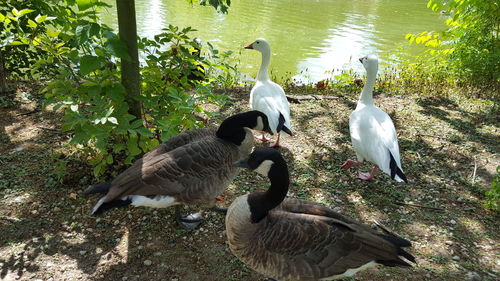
[359,69,376,105]
[257,48,271,82]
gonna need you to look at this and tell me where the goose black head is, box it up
[233,147,288,177]
[216,111,272,145]
[234,147,290,223]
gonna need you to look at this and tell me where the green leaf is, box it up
[113,143,126,153]
[27,19,37,28]
[10,41,25,46]
[0,13,5,22]
[77,0,97,11]
[75,24,90,45]
[19,9,35,16]
[127,137,142,156]
[105,38,131,61]
[46,28,61,38]
[106,154,113,164]
[12,8,19,17]
[35,14,47,23]
[80,55,105,76]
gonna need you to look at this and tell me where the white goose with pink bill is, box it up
[342,54,408,183]
[84,111,271,230]
[245,38,293,147]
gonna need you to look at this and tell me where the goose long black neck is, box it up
[248,160,289,223]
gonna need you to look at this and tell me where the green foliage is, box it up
[406,0,500,89]
[484,166,500,211]
[4,0,235,178]
[138,25,230,141]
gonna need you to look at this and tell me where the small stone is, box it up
[79,250,87,255]
[143,260,152,266]
[53,207,61,212]
[114,220,120,225]
[96,248,103,254]
[466,272,481,281]
[452,255,460,261]
[450,219,457,225]
[445,240,453,245]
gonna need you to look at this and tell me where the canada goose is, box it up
[245,38,292,147]
[227,148,415,280]
[85,111,271,229]
[342,54,407,182]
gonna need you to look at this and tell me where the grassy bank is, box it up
[0,81,498,280]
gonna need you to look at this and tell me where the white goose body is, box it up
[227,148,415,281]
[245,38,292,145]
[346,55,407,182]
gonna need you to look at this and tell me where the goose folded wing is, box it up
[262,211,400,276]
[142,128,215,161]
[107,139,227,199]
[278,199,372,231]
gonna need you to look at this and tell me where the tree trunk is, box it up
[116,0,142,119]
[0,48,9,95]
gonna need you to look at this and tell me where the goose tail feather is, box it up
[84,181,112,195]
[277,112,293,136]
[389,152,408,183]
[377,234,416,266]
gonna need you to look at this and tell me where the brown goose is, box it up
[84,111,271,229]
[227,148,415,280]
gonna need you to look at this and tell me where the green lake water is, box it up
[100,0,444,82]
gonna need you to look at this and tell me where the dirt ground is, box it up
[0,85,499,281]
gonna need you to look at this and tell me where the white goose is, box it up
[245,38,292,147]
[342,54,407,182]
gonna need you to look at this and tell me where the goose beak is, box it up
[358,57,365,64]
[233,158,251,169]
[244,43,253,49]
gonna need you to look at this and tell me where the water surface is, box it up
[100,0,444,82]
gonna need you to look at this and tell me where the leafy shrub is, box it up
[406,0,500,91]
[5,1,234,178]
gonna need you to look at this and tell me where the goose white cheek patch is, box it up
[255,160,274,176]
[256,116,264,131]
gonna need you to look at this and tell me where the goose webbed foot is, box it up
[358,172,375,181]
[255,134,271,142]
[357,165,378,181]
[269,133,281,148]
[175,206,204,230]
[341,159,363,169]
[177,212,205,230]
